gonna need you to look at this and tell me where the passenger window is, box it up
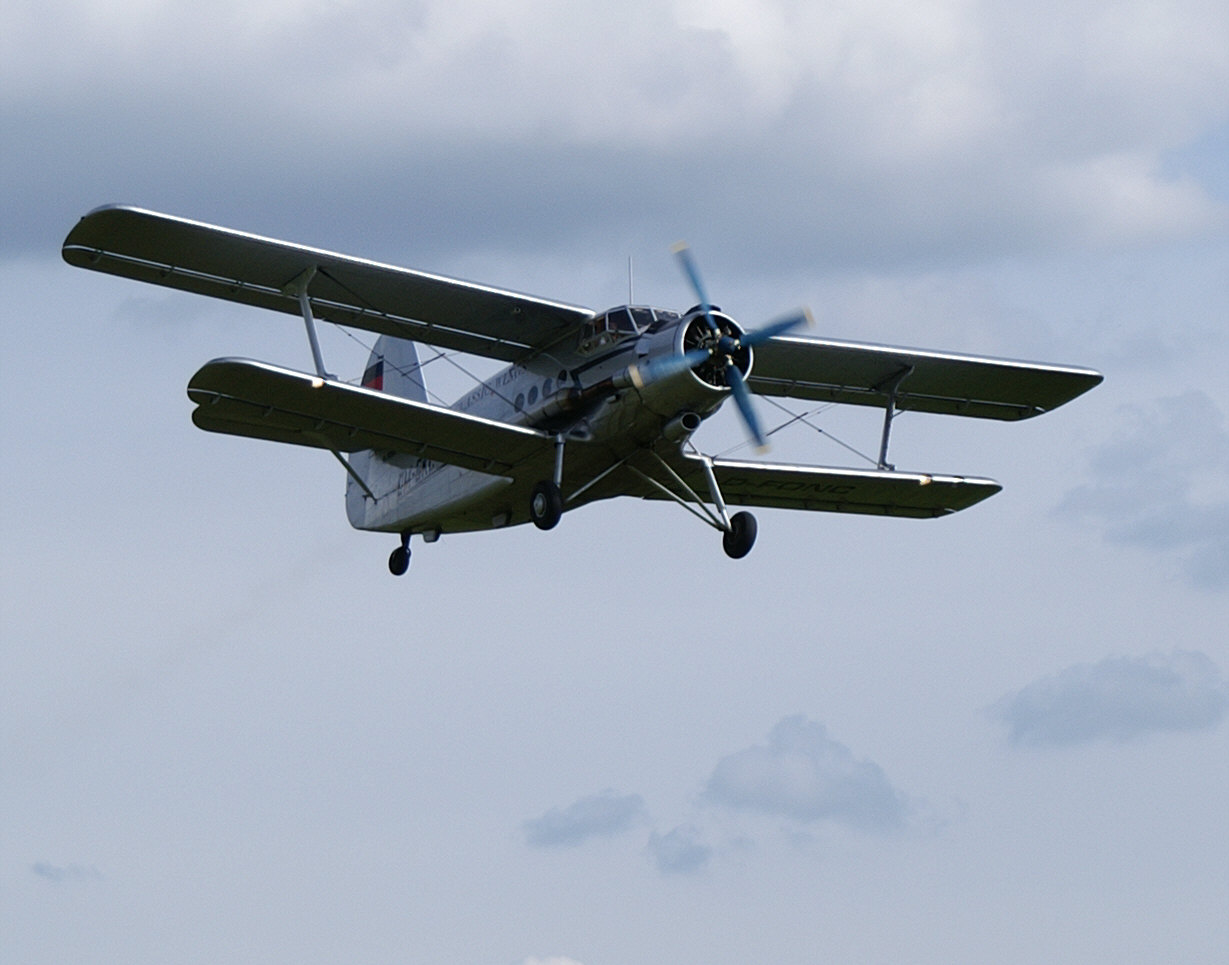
[514,393,525,412]
[528,386,539,405]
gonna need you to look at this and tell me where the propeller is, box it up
[670,243,811,450]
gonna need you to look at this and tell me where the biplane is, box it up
[63,205,1102,574]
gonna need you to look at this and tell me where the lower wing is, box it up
[639,454,1001,518]
[187,358,553,474]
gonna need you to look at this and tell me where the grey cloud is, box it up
[30,862,103,884]
[522,790,646,849]
[646,825,712,875]
[704,715,910,832]
[6,0,1226,274]
[1058,392,1229,590]
[991,650,1229,747]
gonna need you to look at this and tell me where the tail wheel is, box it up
[530,480,563,530]
[722,511,757,559]
[388,545,410,576]
[389,531,411,576]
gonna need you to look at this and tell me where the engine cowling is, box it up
[679,310,752,389]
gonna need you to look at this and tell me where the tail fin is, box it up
[361,334,429,402]
[347,335,429,528]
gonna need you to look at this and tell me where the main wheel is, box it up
[530,480,563,530]
[722,510,757,559]
[388,545,411,576]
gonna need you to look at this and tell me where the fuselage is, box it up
[345,305,744,537]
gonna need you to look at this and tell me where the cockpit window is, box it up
[579,307,644,353]
[630,307,656,329]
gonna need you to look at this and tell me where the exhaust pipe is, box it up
[663,411,702,442]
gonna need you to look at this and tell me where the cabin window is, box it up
[543,378,553,397]
[527,385,539,406]
[514,392,525,412]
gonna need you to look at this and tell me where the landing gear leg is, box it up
[388,531,411,576]
[722,510,757,559]
[530,435,566,531]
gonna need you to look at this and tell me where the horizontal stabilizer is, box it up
[751,335,1102,420]
[188,358,554,474]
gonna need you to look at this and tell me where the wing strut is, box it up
[876,365,914,470]
[330,449,377,500]
[285,266,331,379]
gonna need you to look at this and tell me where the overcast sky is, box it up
[2,2,1227,964]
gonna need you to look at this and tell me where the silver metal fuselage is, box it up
[345,309,733,537]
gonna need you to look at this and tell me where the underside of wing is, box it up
[750,334,1103,420]
[187,358,554,474]
[627,453,1000,518]
[64,205,593,362]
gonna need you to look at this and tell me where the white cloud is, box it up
[1058,392,1229,591]
[704,715,910,831]
[991,650,1229,746]
[521,958,586,965]
[522,789,647,848]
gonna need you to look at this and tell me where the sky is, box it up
[2,2,1227,963]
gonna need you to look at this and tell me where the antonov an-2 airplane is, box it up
[64,205,1102,575]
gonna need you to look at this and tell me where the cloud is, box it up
[30,862,103,884]
[646,825,713,875]
[1058,392,1229,590]
[991,650,1229,747]
[521,958,586,965]
[704,715,910,832]
[5,0,1227,272]
[522,790,647,848]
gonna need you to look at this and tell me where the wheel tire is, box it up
[722,511,757,559]
[388,545,411,576]
[530,480,563,530]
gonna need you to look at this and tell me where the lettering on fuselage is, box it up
[395,458,442,491]
[459,366,525,412]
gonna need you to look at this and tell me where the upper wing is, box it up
[750,334,1103,420]
[188,358,554,473]
[623,453,1000,518]
[63,205,593,362]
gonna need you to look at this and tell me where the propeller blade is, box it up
[739,308,812,348]
[724,359,767,451]
[672,242,719,334]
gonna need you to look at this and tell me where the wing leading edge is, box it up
[64,205,593,362]
[750,334,1103,420]
[188,358,554,474]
